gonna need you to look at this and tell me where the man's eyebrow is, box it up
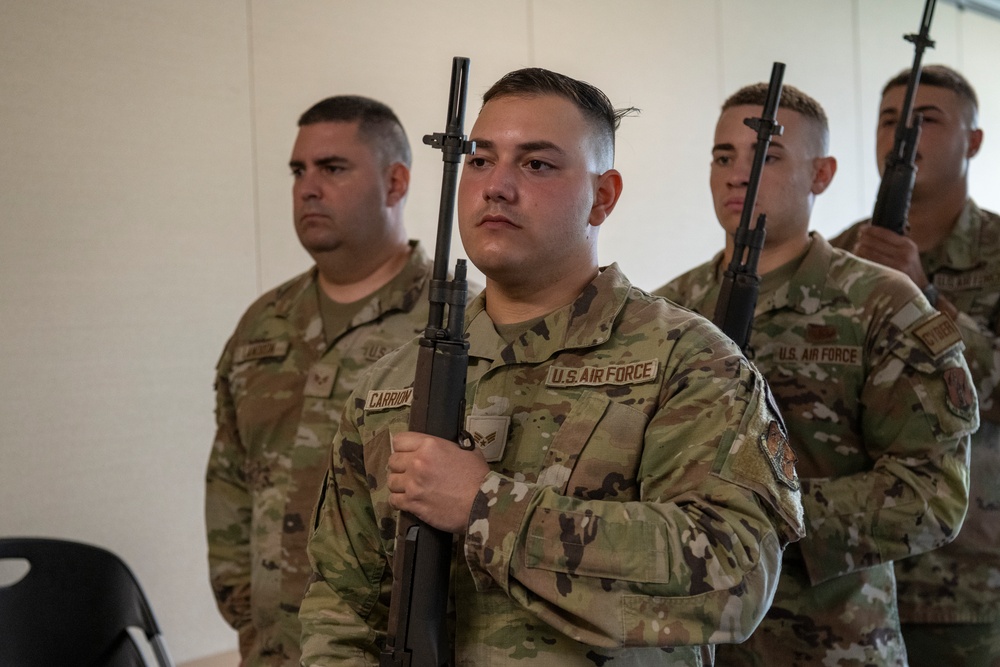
[468,139,566,155]
[712,142,735,153]
[880,103,944,119]
[913,103,945,115]
[288,155,349,169]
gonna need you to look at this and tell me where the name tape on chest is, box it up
[774,344,862,366]
[365,387,414,412]
[545,359,659,388]
[913,312,962,356]
[234,340,290,363]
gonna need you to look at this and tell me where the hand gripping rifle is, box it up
[712,62,785,353]
[380,56,475,667]
[871,0,936,234]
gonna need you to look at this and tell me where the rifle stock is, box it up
[871,0,936,234]
[380,56,475,667]
[712,62,785,352]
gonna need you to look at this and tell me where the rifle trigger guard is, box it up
[458,430,476,451]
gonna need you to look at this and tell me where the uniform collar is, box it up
[465,263,632,365]
[273,240,431,337]
[755,232,832,316]
[922,199,983,272]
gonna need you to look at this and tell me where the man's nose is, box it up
[727,156,755,188]
[296,169,322,199]
[482,163,516,202]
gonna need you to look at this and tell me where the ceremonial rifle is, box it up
[379,56,475,667]
[871,0,936,234]
[712,62,785,352]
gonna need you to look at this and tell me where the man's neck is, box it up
[908,183,968,252]
[484,267,599,325]
[724,228,811,278]
[316,241,412,304]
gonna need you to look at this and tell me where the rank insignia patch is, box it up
[466,415,511,463]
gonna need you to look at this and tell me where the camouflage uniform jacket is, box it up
[206,241,432,666]
[300,263,805,666]
[833,201,1000,623]
[657,233,976,663]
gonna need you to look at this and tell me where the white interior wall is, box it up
[1,1,998,662]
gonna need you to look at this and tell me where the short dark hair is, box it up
[481,68,637,168]
[722,83,829,153]
[298,95,411,168]
[722,83,829,131]
[882,64,979,123]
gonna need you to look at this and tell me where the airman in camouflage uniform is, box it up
[301,68,804,666]
[656,83,975,666]
[831,65,1000,666]
[206,96,434,666]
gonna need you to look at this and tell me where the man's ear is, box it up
[967,128,984,159]
[589,169,623,227]
[811,156,837,195]
[385,162,410,207]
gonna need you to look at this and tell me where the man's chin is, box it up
[299,238,342,256]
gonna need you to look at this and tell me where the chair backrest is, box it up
[0,537,174,667]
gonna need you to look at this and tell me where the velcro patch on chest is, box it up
[912,312,962,356]
[545,359,658,388]
[773,345,862,366]
[933,268,1000,291]
[363,342,391,362]
[466,415,511,463]
[234,340,290,363]
[304,363,337,398]
[365,387,414,412]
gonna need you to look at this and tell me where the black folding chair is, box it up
[0,537,174,667]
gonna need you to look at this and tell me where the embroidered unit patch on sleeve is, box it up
[943,367,976,416]
[759,420,800,491]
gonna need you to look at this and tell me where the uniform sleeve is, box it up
[797,304,977,585]
[952,308,1000,423]
[463,329,804,648]
[299,400,390,667]
[204,337,255,652]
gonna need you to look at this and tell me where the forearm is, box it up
[465,472,785,647]
[798,442,970,585]
[205,469,253,628]
[205,376,254,630]
[300,431,390,665]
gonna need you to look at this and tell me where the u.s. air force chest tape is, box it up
[544,359,659,388]
[770,323,861,366]
[933,267,1000,292]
